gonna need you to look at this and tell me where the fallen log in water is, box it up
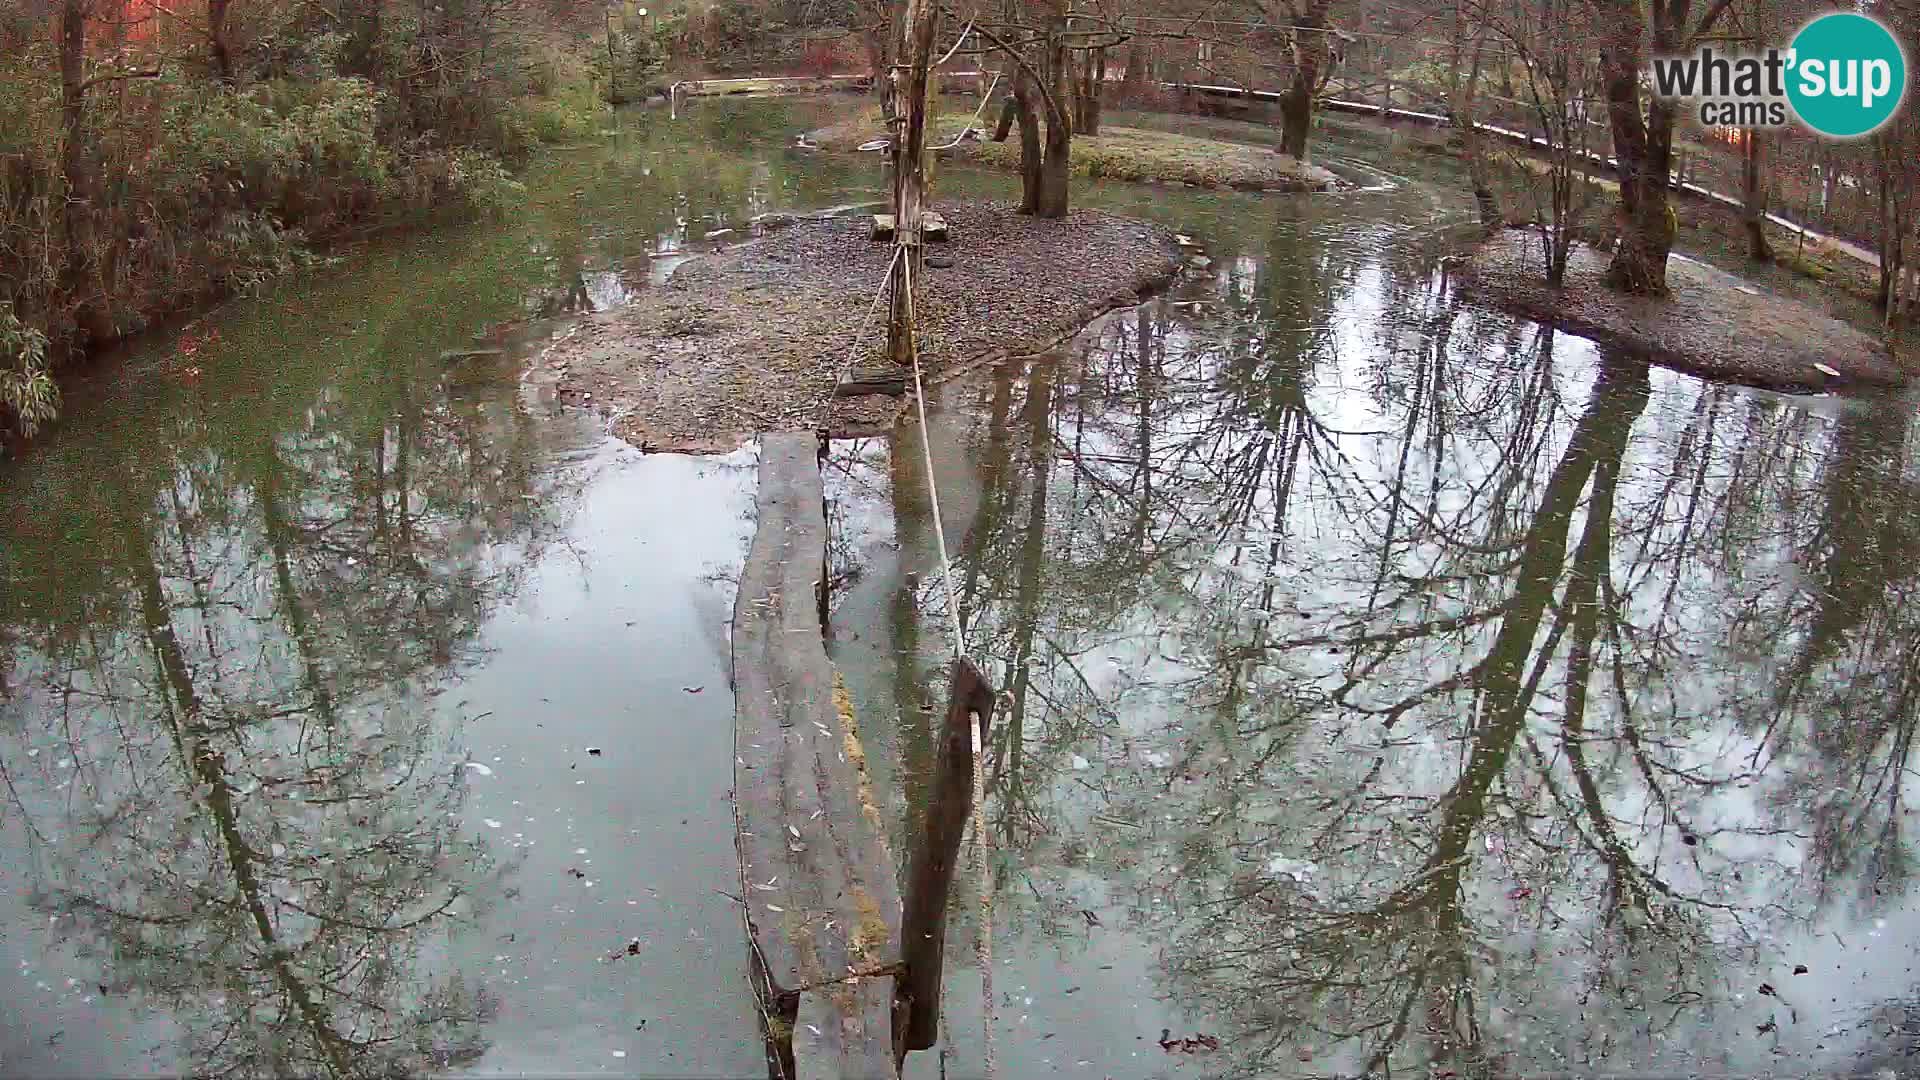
[731,432,901,1079]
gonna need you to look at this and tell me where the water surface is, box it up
[4,96,1914,1079]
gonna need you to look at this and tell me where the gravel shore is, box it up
[535,201,1184,452]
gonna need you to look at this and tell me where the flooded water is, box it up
[830,155,1920,1077]
[3,95,1916,1078]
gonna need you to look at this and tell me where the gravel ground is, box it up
[1458,229,1906,392]
[536,201,1183,451]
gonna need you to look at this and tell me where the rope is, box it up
[843,246,906,375]
[934,21,976,70]
[929,71,1003,152]
[902,251,966,664]
[900,246,996,1079]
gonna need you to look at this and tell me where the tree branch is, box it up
[79,68,163,91]
[960,16,1068,125]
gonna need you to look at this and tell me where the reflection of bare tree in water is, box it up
[887,193,1920,1076]
[3,376,554,1077]
[1153,353,1697,1076]
[1743,399,1920,910]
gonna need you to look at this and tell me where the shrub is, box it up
[0,309,57,439]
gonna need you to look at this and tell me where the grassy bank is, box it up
[810,103,1338,192]
[1305,109,1893,315]
[0,11,620,445]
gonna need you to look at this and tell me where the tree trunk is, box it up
[57,0,111,351]
[604,10,623,103]
[1073,47,1105,135]
[1122,43,1146,91]
[862,25,889,97]
[1450,26,1499,232]
[208,0,234,83]
[993,92,1016,140]
[1279,0,1333,160]
[1012,66,1042,214]
[1036,16,1073,219]
[1596,0,1674,296]
[1742,129,1773,262]
[1084,46,1105,136]
[1279,69,1313,159]
[886,0,938,367]
[1876,142,1907,314]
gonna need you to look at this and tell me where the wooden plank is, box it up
[733,432,901,1080]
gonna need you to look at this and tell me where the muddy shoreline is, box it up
[1456,229,1906,393]
[534,201,1186,452]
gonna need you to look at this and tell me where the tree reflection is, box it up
[895,215,1920,1075]
[1,366,554,1076]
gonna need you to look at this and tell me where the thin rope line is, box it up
[903,251,967,662]
[934,21,976,69]
[843,245,906,374]
[930,71,1003,151]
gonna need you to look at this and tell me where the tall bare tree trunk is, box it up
[208,0,234,83]
[1876,141,1908,315]
[1448,21,1498,231]
[1012,66,1042,213]
[862,21,890,97]
[1122,42,1146,91]
[1035,12,1073,218]
[1075,46,1105,135]
[1742,129,1772,262]
[57,0,111,351]
[886,0,938,366]
[1595,0,1674,295]
[1279,0,1332,160]
[993,91,1016,140]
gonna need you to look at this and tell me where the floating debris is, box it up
[1159,1029,1221,1053]
[464,762,495,776]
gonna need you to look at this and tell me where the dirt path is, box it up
[531,202,1184,452]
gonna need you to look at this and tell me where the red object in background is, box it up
[91,0,161,47]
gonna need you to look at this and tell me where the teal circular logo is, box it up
[1787,12,1908,138]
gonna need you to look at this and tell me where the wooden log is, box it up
[733,432,902,1079]
[893,658,995,1064]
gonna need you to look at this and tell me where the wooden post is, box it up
[893,657,995,1066]
[886,0,939,368]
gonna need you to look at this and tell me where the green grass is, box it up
[810,103,1334,191]
[955,125,1330,190]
